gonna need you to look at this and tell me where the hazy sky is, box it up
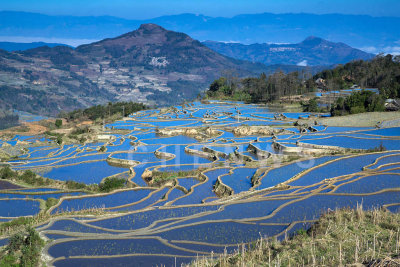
[1,0,400,18]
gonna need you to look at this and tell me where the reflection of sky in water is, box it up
[4,101,400,262]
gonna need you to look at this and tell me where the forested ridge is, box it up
[62,101,148,122]
[315,54,400,98]
[206,54,400,102]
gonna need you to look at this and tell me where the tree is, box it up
[55,119,62,128]
[330,90,385,116]
[308,98,319,112]
[302,97,319,112]
[209,77,227,92]
[56,135,63,145]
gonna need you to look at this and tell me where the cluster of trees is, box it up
[330,90,385,116]
[301,98,320,112]
[0,227,44,266]
[0,167,52,186]
[62,101,148,121]
[207,54,400,105]
[315,54,400,98]
[98,177,126,192]
[64,177,127,193]
[207,71,314,103]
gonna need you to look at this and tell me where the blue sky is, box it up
[1,0,399,18]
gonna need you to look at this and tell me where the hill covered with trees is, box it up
[206,71,313,103]
[330,90,386,116]
[315,54,400,98]
[206,54,400,104]
[62,101,148,122]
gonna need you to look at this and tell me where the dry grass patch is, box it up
[190,206,400,266]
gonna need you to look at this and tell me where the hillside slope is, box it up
[0,24,270,115]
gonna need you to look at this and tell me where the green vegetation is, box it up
[45,197,59,210]
[315,54,400,98]
[0,208,110,237]
[301,97,320,112]
[44,131,64,145]
[55,119,62,128]
[0,166,128,193]
[206,55,399,113]
[207,77,252,102]
[0,217,34,235]
[191,207,400,266]
[330,90,385,116]
[65,126,92,144]
[366,143,387,153]
[0,166,14,179]
[0,227,45,267]
[63,101,148,122]
[206,72,311,103]
[151,169,203,186]
[1,167,51,187]
[64,180,87,190]
[99,177,126,192]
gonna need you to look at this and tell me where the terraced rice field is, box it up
[1,101,400,266]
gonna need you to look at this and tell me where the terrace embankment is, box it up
[287,142,343,155]
[184,146,217,161]
[212,171,234,198]
[154,150,175,160]
[189,207,400,266]
[155,127,221,140]
[231,126,289,137]
[296,141,361,153]
[247,143,271,159]
[106,156,140,168]
[142,168,206,187]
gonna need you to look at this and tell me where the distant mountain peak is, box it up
[301,36,326,46]
[80,23,173,50]
[138,23,167,33]
[303,36,321,41]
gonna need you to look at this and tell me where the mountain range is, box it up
[0,42,70,52]
[0,22,382,116]
[0,24,272,115]
[203,37,374,66]
[0,36,372,67]
[1,11,399,53]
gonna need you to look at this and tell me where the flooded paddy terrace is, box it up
[0,101,399,266]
